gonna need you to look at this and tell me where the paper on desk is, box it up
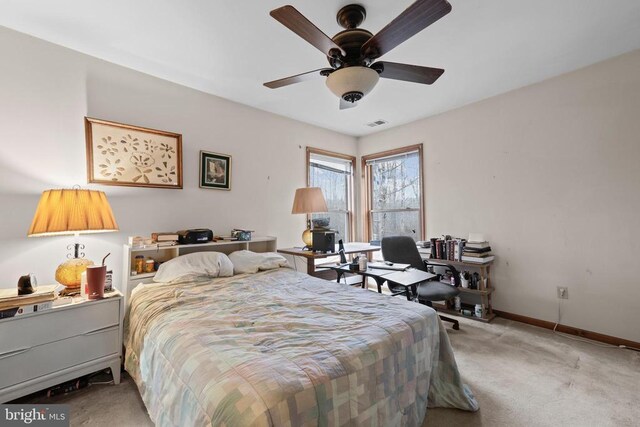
[368,262,410,271]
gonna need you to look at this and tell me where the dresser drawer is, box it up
[0,325,119,389]
[0,298,120,353]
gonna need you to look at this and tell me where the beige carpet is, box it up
[16,317,640,426]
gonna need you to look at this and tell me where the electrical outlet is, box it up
[557,286,568,299]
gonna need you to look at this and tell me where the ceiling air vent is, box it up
[366,119,388,128]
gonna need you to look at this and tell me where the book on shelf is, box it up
[0,285,57,311]
[425,238,467,261]
[151,232,180,242]
[135,241,177,249]
[465,241,491,249]
[461,255,495,263]
[0,301,54,319]
[211,236,239,242]
[462,246,492,254]
[462,250,492,257]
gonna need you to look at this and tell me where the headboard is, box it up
[120,236,277,306]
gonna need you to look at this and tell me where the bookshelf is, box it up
[418,247,495,323]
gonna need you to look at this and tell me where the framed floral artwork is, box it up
[85,117,183,189]
[199,150,231,190]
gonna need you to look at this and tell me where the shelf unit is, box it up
[121,237,277,304]
[419,249,495,323]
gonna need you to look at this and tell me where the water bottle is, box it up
[358,253,368,271]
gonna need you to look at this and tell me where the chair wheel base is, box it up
[438,314,460,331]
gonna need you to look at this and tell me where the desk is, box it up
[329,264,395,292]
[326,264,436,301]
[277,242,380,277]
[384,269,437,300]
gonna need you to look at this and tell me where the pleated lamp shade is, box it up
[291,187,327,248]
[28,189,119,237]
[291,187,328,214]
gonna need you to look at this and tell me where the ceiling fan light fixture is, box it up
[326,66,379,101]
[343,92,363,103]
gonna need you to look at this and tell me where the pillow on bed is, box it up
[228,250,289,274]
[153,252,234,282]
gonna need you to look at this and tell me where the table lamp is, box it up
[27,188,119,293]
[291,187,328,248]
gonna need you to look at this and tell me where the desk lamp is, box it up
[291,187,328,249]
[28,188,118,293]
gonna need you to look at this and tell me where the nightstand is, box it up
[0,291,123,403]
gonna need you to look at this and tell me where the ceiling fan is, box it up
[264,0,452,110]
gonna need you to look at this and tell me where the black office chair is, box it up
[381,236,461,330]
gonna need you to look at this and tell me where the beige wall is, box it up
[0,27,356,290]
[2,24,638,342]
[358,49,640,342]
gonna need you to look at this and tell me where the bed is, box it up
[124,259,477,426]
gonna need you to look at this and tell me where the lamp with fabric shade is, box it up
[28,189,119,291]
[291,187,328,248]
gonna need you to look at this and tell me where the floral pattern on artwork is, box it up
[120,134,140,153]
[97,136,119,156]
[156,161,177,184]
[86,118,182,188]
[99,158,125,181]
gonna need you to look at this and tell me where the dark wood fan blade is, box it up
[371,62,444,85]
[264,68,333,89]
[270,6,345,57]
[339,98,358,110]
[362,0,452,60]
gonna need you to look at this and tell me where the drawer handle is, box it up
[0,347,32,359]
[83,325,118,336]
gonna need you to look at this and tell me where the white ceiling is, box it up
[1,1,640,136]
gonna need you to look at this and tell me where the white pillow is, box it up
[229,250,289,274]
[153,252,234,282]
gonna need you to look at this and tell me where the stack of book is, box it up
[151,232,179,246]
[0,285,58,319]
[461,240,494,263]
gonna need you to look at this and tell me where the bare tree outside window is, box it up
[365,148,423,241]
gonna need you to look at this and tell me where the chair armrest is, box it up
[423,260,461,287]
[390,289,410,297]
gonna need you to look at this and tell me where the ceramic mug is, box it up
[460,273,469,288]
[86,265,106,300]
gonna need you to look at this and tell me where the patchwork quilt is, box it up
[125,268,477,427]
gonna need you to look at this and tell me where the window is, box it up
[363,144,424,241]
[307,147,356,242]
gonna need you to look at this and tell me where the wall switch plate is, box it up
[557,286,569,299]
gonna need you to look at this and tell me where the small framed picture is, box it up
[200,150,231,190]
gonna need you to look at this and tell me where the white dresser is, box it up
[0,293,123,403]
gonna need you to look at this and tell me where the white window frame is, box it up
[362,144,425,242]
